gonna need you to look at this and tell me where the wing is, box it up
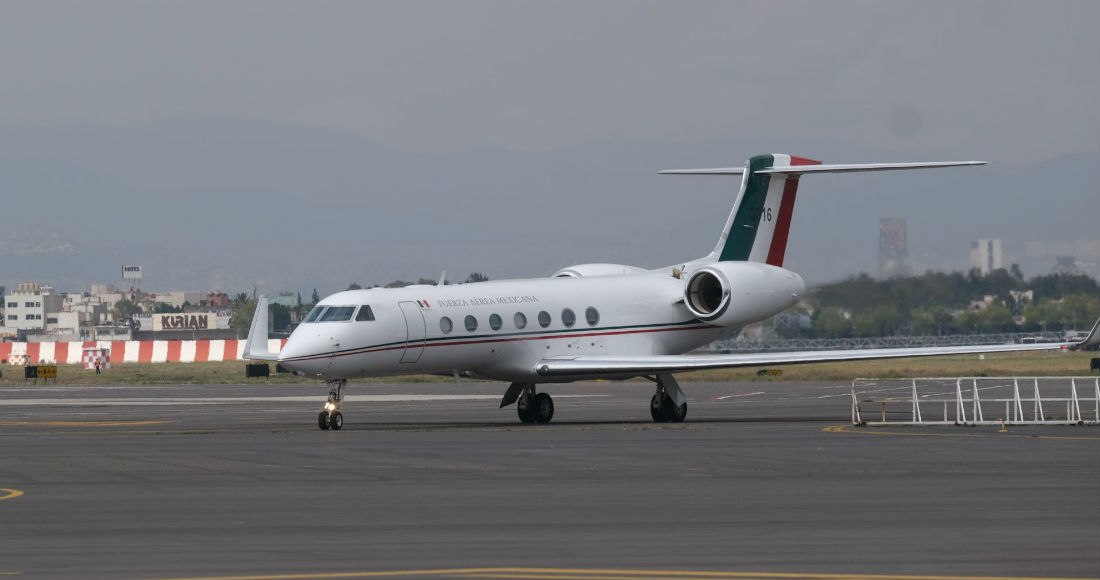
[535,328,1097,378]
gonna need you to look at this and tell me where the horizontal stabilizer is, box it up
[660,160,984,176]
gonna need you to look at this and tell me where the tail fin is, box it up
[661,155,984,266]
[243,296,278,361]
[694,154,819,266]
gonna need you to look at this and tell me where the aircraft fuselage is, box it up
[277,265,803,383]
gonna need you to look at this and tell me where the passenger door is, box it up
[398,301,426,363]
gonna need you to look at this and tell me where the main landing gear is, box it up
[649,373,687,423]
[318,379,346,430]
[500,382,554,424]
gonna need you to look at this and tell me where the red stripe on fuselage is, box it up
[284,323,718,363]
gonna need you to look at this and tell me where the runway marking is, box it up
[823,425,1100,440]
[714,392,764,400]
[0,488,24,501]
[137,568,1099,580]
[0,395,604,407]
[0,420,171,428]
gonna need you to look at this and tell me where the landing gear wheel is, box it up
[329,411,343,430]
[318,411,331,430]
[650,394,668,423]
[650,394,687,423]
[517,401,538,424]
[669,401,687,423]
[532,392,554,424]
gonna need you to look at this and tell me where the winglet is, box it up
[243,296,278,361]
[1072,315,1100,351]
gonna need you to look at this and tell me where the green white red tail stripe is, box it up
[718,153,820,265]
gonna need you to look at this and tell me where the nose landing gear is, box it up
[318,379,346,430]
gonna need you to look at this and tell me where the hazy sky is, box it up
[0,1,1097,294]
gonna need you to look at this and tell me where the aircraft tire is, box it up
[330,411,343,430]
[650,394,669,423]
[318,411,331,430]
[517,402,537,424]
[670,402,687,423]
[533,393,554,424]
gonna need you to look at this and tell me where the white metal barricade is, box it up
[851,377,1100,426]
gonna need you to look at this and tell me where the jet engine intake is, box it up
[683,262,805,327]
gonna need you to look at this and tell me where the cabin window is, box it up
[355,305,376,321]
[489,313,502,331]
[538,311,551,328]
[464,315,478,332]
[561,308,576,327]
[440,316,453,334]
[585,306,599,326]
[319,306,355,322]
[514,312,527,329]
[303,306,325,323]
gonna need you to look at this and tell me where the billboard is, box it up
[122,265,143,280]
[153,313,215,331]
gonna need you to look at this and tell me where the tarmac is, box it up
[0,379,1097,580]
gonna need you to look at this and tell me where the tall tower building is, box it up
[970,239,1003,275]
[878,218,910,278]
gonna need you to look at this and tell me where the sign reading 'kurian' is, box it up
[153,313,215,331]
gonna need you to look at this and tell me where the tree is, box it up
[465,272,490,283]
[152,302,182,314]
[851,304,903,337]
[811,307,852,338]
[270,303,291,332]
[112,297,143,322]
[346,283,363,291]
[311,288,320,304]
[910,305,953,335]
[975,303,1016,333]
[229,293,257,338]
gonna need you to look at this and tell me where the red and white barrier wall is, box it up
[0,339,286,364]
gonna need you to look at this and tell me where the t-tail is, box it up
[661,154,986,267]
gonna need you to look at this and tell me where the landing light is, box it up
[324,402,336,411]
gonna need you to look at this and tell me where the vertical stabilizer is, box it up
[243,296,278,361]
[714,154,820,265]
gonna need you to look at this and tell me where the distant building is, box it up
[1052,255,1080,275]
[970,239,1003,275]
[3,283,64,331]
[157,291,205,309]
[878,218,910,278]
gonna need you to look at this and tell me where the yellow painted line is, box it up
[455,574,780,580]
[824,424,1100,441]
[0,420,171,428]
[0,488,24,501]
[455,576,774,580]
[142,569,509,580]
[137,568,1099,580]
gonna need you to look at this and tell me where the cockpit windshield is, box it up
[303,305,373,323]
[318,306,356,322]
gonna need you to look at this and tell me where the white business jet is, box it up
[245,153,1099,430]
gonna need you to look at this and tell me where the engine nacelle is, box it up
[552,263,647,278]
[683,262,805,327]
